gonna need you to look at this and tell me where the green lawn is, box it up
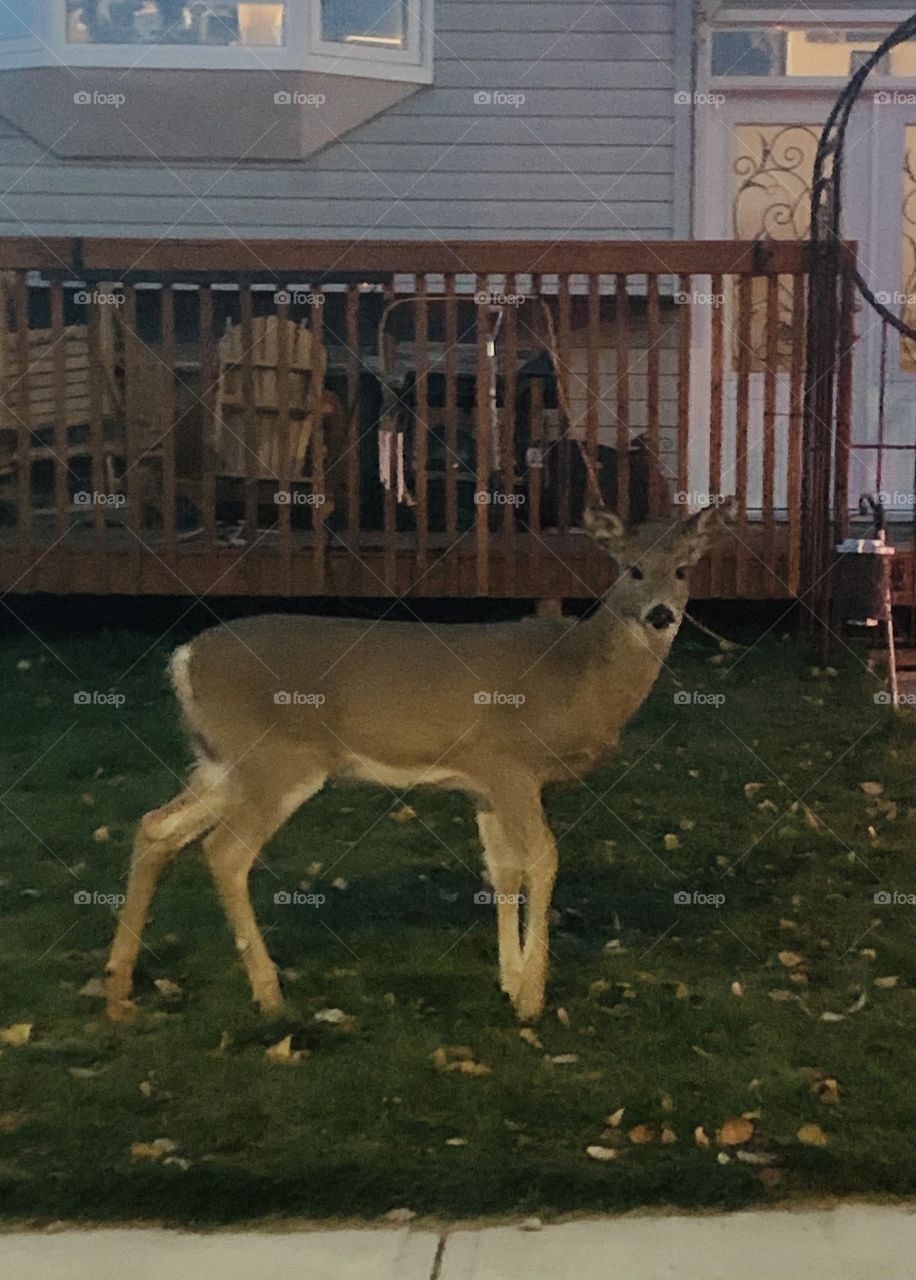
[0,621,915,1224]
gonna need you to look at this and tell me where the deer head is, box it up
[584,499,737,633]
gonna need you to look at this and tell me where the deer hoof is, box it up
[513,990,545,1023]
[105,996,138,1022]
[255,990,285,1017]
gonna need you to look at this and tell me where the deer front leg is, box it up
[482,778,557,1021]
[476,808,523,1000]
[515,832,558,1022]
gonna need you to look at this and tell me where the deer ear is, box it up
[584,506,627,557]
[678,497,737,564]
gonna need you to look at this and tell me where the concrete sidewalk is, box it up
[3,1205,914,1280]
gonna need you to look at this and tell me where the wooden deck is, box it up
[0,237,818,600]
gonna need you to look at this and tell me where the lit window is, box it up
[66,2,287,48]
[321,0,407,48]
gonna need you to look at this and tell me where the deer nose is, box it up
[646,604,676,630]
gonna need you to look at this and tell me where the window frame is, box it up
[310,0,424,71]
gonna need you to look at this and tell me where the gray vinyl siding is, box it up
[0,0,684,241]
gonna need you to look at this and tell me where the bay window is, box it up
[0,2,431,79]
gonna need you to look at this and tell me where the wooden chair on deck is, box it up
[211,315,333,521]
[0,274,121,515]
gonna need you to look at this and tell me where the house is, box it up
[0,2,912,601]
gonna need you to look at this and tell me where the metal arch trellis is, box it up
[804,11,916,655]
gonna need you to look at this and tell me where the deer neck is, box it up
[574,602,675,721]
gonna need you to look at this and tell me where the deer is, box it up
[105,501,735,1024]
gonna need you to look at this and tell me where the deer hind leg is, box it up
[476,807,524,1000]
[105,765,226,1020]
[203,774,326,1015]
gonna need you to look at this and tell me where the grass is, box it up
[1,619,915,1225]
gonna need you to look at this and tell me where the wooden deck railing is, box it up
[0,237,822,599]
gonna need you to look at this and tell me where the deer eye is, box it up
[675,566,688,580]
[629,566,644,580]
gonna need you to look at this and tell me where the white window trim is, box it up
[0,1,432,83]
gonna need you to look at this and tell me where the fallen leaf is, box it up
[163,1156,190,1171]
[744,783,764,800]
[628,1124,656,1145]
[430,1043,491,1076]
[586,1144,619,1162]
[663,833,680,851]
[386,1208,416,1223]
[797,1123,829,1147]
[846,990,867,1014]
[0,1023,32,1047]
[130,1138,178,1162]
[519,1216,543,1231]
[819,1011,845,1023]
[548,1053,579,1065]
[451,1059,491,1077]
[78,978,106,998]
[606,1107,625,1127]
[736,1149,777,1166]
[556,1006,571,1027]
[874,975,899,989]
[717,1117,754,1146]
[68,1067,100,1081]
[660,1125,677,1145]
[431,1045,474,1068]
[518,1028,543,1050]
[264,1035,307,1066]
[313,1007,348,1025]
[778,950,805,969]
[859,782,884,797]
[445,1137,467,1147]
[694,1126,710,1149]
[153,978,183,998]
[730,981,744,997]
[389,805,417,824]
[679,818,696,831]
[91,826,110,843]
[758,1167,782,1188]
[812,1076,841,1105]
